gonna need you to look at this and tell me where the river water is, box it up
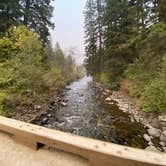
[34,76,148,149]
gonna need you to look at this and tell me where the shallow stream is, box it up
[34,76,148,148]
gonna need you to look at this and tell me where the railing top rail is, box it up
[0,116,166,166]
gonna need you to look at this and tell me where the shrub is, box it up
[0,92,11,117]
[125,23,166,114]
[142,79,166,113]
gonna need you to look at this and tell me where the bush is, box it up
[142,79,166,113]
[120,79,133,94]
[0,92,11,117]
[42,67,66,93]
[0,26,80,116]
[125,23,166,114]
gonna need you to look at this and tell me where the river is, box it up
[34,76,148,149]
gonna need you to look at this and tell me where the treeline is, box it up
[0,0,54,45]
[84,0,166,114]
[0,26,82,116]
[0,1,83,116]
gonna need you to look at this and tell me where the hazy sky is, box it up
[50,0,86,64]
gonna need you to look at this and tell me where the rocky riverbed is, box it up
[29,76,165,152]
[94,82,166,152]
[13,76,166,152]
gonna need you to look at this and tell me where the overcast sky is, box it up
[50,0,86,65]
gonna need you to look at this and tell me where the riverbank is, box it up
[93,82,166,152]
[32,76,150,149]
[13,76,166,152]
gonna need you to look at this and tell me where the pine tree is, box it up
[84,0,98,74]
[20,0,55,45]
[0,0,21,36]
[157,0,166,22]
[0,0,55,44]
[95,0,105,72]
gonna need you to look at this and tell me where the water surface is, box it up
[34,76,148,148]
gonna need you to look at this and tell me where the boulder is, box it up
[108,102,114,105]
[34,105,41,110]
[158,115,166,122]
[162,127,166,131]
[104,89,111,93]
[105,97,112,102]
[148,141,153,146]
[150,118,160,129]
[148,128,161,138]
[163,147,166,152]
[61,102,68,107]
[47,114,52,118]
[145,146,160,152]
[163,130,166,136]
[46,124,52,128]
[41,117,48,124]
[79,93,84,97]
[159,141,166,147]
[143,134,151,142]
[160,134,166,142]
[102,91,108,96]
[160,122,166,127]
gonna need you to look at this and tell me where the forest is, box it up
[0,0,166,153]
[84,0,166,114]
[0,1,83,116]
[0,0,166,117]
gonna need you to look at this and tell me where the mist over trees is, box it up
[84,0,166,113]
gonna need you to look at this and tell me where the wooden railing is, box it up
[0,116,166,166]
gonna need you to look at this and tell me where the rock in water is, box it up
[34,105,41,110]
[61,102,68,107]
[79,93,84,97]
[159,115,166,122]
[148,128,161,138]
[163,130,166,136]
[143,134,151,142]
[150,118,160,129]
[160,134,166,142]
[159,141,166,147]
[104,89,111,93]
[41,117,48,124]
[47,114,52,118]
[105,97,112,102]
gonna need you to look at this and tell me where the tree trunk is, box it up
[23,0,30,26]
[157,0,166,22]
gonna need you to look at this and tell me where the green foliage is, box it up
[125,23,166,114]
[0,92,12,117]
[42,68,66,93]
[0,62,14,88]
[0,26,80,116]
[0,36,15,61]
[84,0,104,74]
[0,0,20,36]
[84,0,166,114]
[0,0,54,44]
[142,79,166,113]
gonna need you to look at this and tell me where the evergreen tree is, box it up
[20,0,55,45]
[157,0,166,22]
[84,0,165,87]
[0,0,21,36]
[84,0,98,74]
[0,0,54,44]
